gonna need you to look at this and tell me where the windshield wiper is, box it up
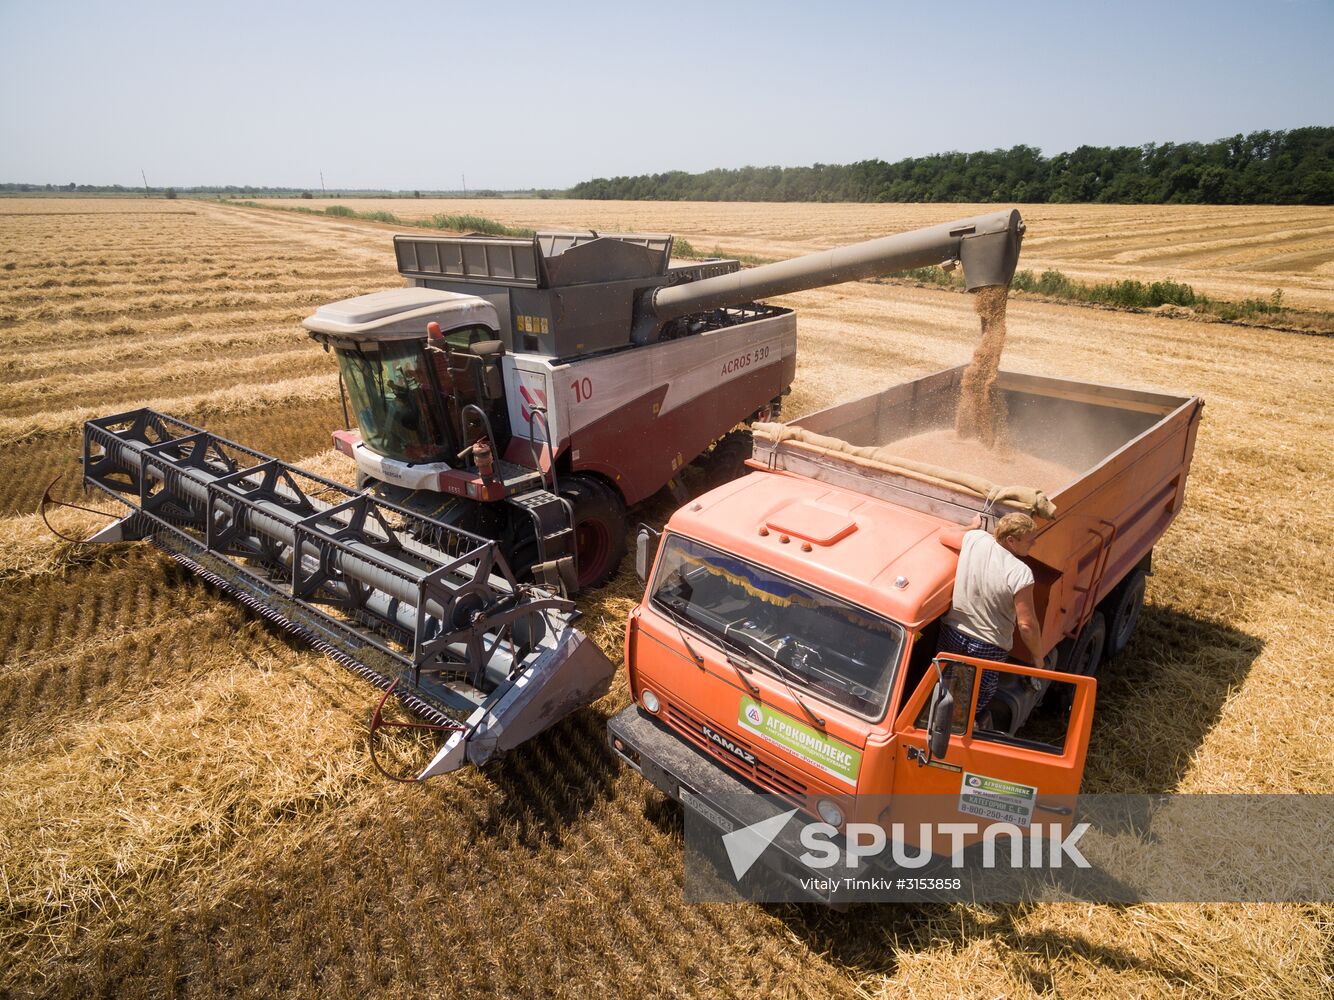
[723,625,826,729]
[655,598,761,695]
[654,599,705,669]
[722,650,762,696]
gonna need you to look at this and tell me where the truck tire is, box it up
[1103,569,1147,660]
[703,430,754,491]
[1062,611,1106,679]
[1051,611,1106,712]
[562,475,627,590]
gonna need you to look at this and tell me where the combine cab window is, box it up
[336,342,450,463]
[650,535,905,720]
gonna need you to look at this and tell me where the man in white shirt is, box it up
[937,512,1045,714]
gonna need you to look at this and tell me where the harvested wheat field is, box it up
[1,198,1331,999]
[261,197,1334,310]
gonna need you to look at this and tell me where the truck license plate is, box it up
[680,787,735,833]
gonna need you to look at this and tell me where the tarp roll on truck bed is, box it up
[750,421,1058,519]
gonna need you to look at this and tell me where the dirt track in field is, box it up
[1,199,1331,999]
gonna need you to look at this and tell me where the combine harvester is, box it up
[71,211,1026,777]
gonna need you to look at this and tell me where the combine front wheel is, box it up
[562,475,627,590]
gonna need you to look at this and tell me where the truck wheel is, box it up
[1063,611,1106,679]
[1051,612,1106,713]
[703,430,754,491]
[562,475,627,590]
[1103,570,1146,660]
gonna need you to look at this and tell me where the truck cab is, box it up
[612,468,1095,838]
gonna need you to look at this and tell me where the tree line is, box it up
[569,128,1334,205]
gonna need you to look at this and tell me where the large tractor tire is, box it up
[562,475,628,590]
[1103,569,1147,660]
[702,430,754,491]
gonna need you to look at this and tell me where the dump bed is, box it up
[753,365,1204,640]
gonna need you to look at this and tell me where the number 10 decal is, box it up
[572,376,593,403]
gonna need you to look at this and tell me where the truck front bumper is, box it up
[607,704,851,904]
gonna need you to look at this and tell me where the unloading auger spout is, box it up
[79,408,616,778]
[633,208,1025,344]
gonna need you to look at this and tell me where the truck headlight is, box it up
[641,689,661,714]
[817,798,844,828]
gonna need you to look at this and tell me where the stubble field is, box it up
[1,198,1331,998]
[261,197,1334,309]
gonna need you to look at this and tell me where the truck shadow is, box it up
[1079,602,1262,794]
[779,900,1213,991]
[773,604,1263,983]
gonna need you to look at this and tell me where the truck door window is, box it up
[913,660,976,736]
[911,655,1076,754]
[649,535,905,720]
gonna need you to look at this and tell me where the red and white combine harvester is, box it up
[71,212,1025,776]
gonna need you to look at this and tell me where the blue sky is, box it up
[1,0,1330,189]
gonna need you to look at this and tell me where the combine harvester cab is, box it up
[79,408,615,779]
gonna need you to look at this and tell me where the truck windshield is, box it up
[649,535,905,720]
[335,342,450,463]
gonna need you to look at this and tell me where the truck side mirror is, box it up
[927,685,955,760]
[635,527,660,583]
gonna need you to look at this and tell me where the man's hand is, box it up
[939,514,985,553]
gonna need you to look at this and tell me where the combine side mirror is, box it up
[927,685,955,760]
[470,340,506,400]
[635,527,661,583]
[481,366,504,401]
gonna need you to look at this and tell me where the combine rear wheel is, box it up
[562,475,627,590]
[702,430,754,491]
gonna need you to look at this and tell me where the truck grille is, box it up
[664,702,808,799]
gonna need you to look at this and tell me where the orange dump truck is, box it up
[608,364,1203,892]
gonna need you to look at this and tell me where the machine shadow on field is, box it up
[773,603,1262,983]
[782,901,1212,992]
[475,705,623,850]
[1081,603,1262,794]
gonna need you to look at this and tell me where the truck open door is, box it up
[889,653,1096,836]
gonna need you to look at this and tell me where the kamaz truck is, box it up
[609,364,1203,897]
